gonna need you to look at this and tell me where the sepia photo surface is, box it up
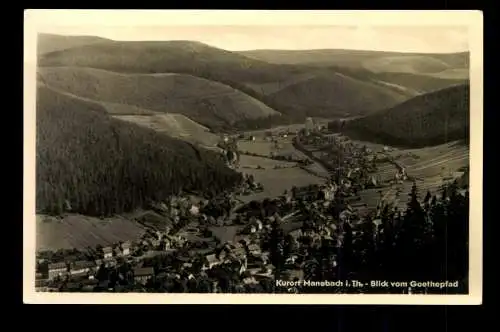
[24,10,483,304]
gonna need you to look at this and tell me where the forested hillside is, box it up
[329,84,470,148]
[265,73,407,118]
[36,85,243,216]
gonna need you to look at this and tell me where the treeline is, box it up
[359,182,469,292]
[329,84,470,148]
[36,86,243,217]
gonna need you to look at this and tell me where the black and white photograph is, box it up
[23,10,483,304]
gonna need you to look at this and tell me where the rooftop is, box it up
[134,267,155,277]
[71,261,96,269]
[232,248,247,257]
[70,271,89,279]
[48,262,67,270]
[205,254,218,263]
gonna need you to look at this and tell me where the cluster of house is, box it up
[289,183,337,203]
[200,233,275,285]
[35,176,380,293]
[40,242,131,279]
[35,131,393,293]
[36,239,161,292]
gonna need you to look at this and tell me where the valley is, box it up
[33,32,471,294]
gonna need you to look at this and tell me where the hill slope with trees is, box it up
[37,66,279,130]
[36,84,243,217]
[329,84,470,148]
[265,73,408,118]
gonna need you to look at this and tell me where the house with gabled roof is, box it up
[203,254,221,270]
[48,262,68,280]
[102,246,113,259]
[133,267,154,285]
[247,244,261,256]
[70,261,96,276]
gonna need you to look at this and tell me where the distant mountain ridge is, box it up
[37,33,112,55]
[36,33,469,133]
[239,48,469,77]
[37,34,469,123]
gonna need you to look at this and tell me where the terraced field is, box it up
[113,113,220,147]
[36,214,146,251]
[355,140,469,214]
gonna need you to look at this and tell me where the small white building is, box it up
[190,205,200,215]
[305,117,315,132]
[204,254,221,270]
[70,261,96,275]
[121,242,131,256]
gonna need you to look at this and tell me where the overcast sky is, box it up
[36,25,468,53]
[26,10,475,53]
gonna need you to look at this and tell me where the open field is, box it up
[236,134,330,202]
[36,214,146,251]
[237,134,331,180]
[236,153,324,203]
[238,140,276,156]
[239,167,324,202]
[238,136,306,159]
[239,155,296,169]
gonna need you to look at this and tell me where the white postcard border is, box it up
[23,9,483,305]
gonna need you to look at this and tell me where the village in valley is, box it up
[35,117,469,294]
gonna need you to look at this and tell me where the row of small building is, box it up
[37,237,269,292]
[39,241,133,282]
[36,260,156,292]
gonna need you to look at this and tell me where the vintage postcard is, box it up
[23,10,483,304]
